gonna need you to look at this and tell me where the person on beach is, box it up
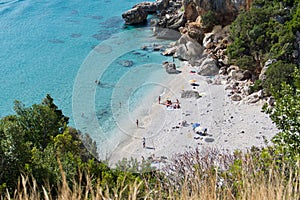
[136,119,139,128]
[95,80,100,85]
[142,137,146,148]
[158,96,161,104]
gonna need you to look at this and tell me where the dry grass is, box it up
[2,150,299,200]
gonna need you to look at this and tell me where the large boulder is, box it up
[231,93,242,101]
[161,12,186,30]
[244,90,263,104]
[163,62,178,74]
[122,7,148,25]
[176,35,204,61]
[181,90,201,98]
[153,27,181,40]
[196,56,219,76]
[186,22,205,44]
[228,70,244,81]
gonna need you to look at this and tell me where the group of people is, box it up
[160,96,181,109]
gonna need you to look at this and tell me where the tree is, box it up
[263,68,300,160]
[13,94,69,150]
[0,116,32,191]
[42,94,69,125]
[227,0,299,77]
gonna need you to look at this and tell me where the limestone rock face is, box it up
[186,22,205,44]
[196,56,219,76]
[122,7,148,25]
[176,35,204,61]
[183,0,253,26]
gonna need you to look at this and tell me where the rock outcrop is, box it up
[122,0,173,25]
[132,2,158,14]
[179,22,205,44]
[196,55,219,76]
[182,0,253,27]
[122,7,148,24]
[163,62,178,74]
[175,35,204,61]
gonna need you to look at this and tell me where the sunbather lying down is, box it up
[195,127,208,136]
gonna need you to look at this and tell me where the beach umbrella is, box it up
[195,126,206,133]
[189,79,197,83]
[192,123,200,129]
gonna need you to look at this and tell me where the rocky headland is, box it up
[121,0,279,105]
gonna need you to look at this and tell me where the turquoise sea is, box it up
[0,0,177,158]
[0,0,143,119]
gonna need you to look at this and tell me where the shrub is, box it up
[262,61,296,93]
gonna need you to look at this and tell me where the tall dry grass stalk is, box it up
[2,149,299,200]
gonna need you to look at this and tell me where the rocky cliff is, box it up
[122,0,253,28]
[183,0,253,25]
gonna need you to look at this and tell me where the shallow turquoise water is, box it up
[0,0,180,158]
[0,0,147,122]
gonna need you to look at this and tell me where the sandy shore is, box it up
[108,61,278,167]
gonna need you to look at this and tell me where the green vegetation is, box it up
[227,0,300,91]
[0,88,299,199]
[227,0,299,163]
[1,0,300,198]
[263,61,296,93]
[263,69,300,161]
[0,95,145,197]
[201,10,218,31]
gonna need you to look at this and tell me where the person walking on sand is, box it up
[142,137,146,148]
[136,119,139,128]
[158,96,161,104]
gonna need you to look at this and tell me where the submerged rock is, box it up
[117,60,134,67]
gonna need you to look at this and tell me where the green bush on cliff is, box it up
[263,61,296,93]
[227,0,299,86]
[201,10,218,31]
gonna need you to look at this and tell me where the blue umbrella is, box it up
[192,123,200,129]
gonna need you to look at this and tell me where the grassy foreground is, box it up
[3,149,299,200]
